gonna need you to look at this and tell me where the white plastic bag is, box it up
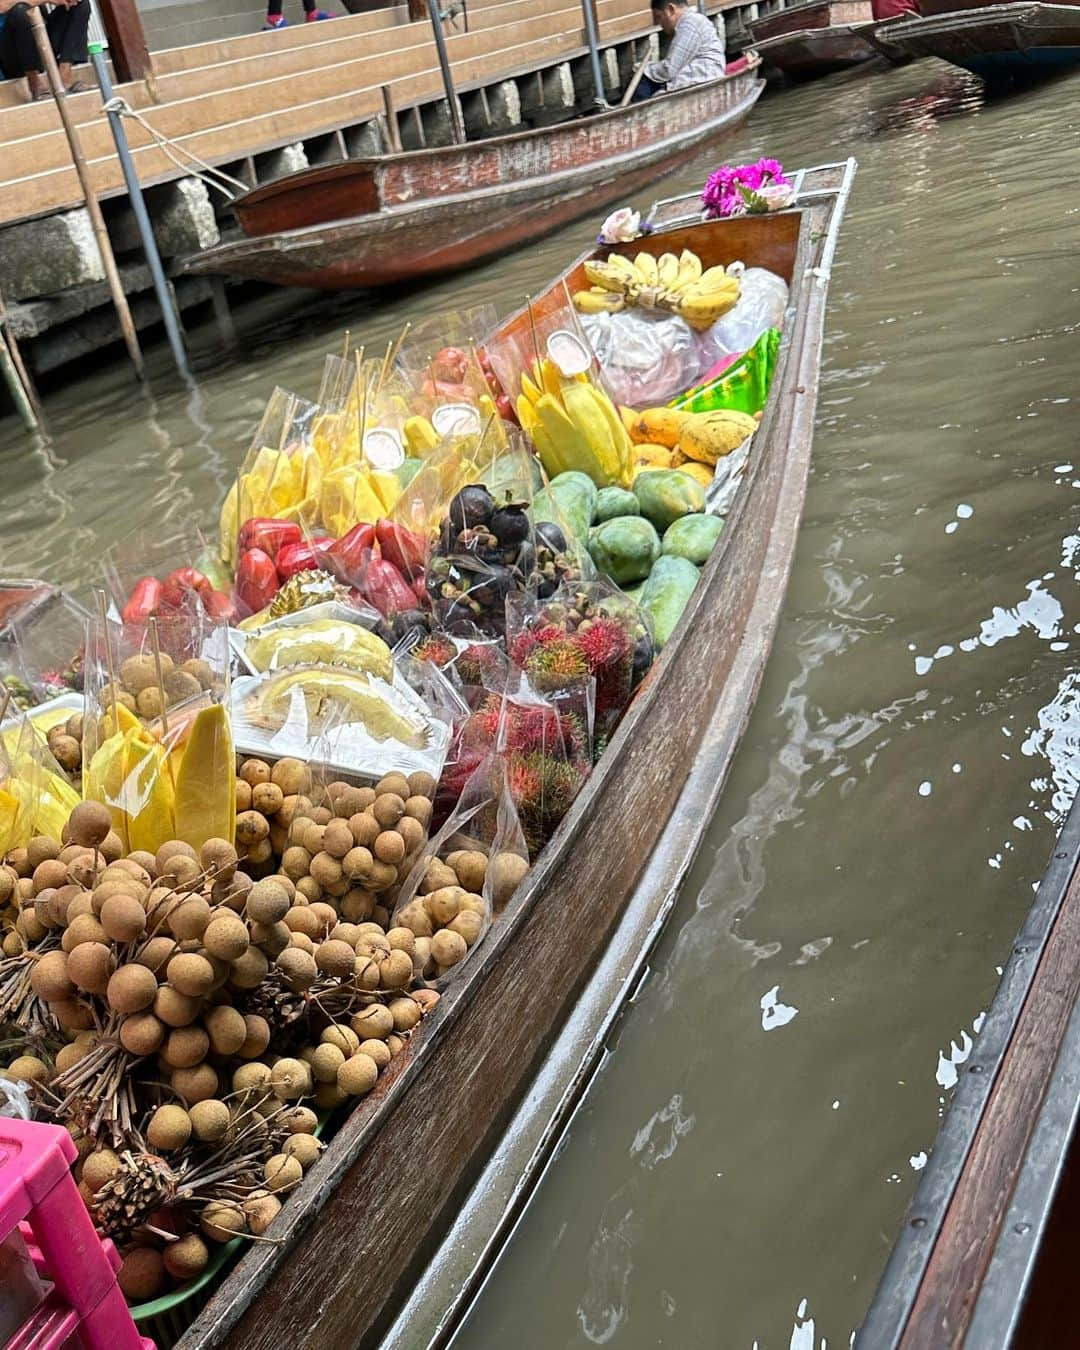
[580,310,705,407]
[696,266,790,370]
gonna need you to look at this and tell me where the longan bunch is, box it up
[99,653,214,724]
[279,769,436,924]
[234,756,314,875]
[46,710,84,779]
[394,846,528,981]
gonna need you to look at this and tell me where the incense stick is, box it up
[374,337,394,402]
[387,319,412,372]
[148,617,170,740]
[341,329,351,362]
[97,591,121,738]
[525,295,542,378]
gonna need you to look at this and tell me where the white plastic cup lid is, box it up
[362,427,405,469]
[432,403,481,436]
[547,330,592,377]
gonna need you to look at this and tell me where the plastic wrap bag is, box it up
[0,591,89,711]
[392,754,528,985]
[671,329,781,418]
[580,309,705,408]
[104,520,235,628]
[695,266,789,370]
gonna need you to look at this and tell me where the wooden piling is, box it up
[0,290,43,430]
[28,9,145,381]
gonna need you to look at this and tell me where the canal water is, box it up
[3,54,1080,1350]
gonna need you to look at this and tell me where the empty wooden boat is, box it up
[748,0,881,77]
[859,786,1080,1349]
[164,159,857,1350]
[183,59,764,292]
[870,1,1080,77]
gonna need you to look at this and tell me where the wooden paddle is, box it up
[620,53,652,106]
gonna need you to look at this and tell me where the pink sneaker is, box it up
[305,9,335,19]
[263,13,287,27]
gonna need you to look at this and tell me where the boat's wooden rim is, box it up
[878,0,1080,41]
[177,161,856,1350]
[750,22,878,52]
[859,788,1080,1349]
[231,58,761,212]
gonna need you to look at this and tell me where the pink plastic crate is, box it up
[0,1116,154,1350]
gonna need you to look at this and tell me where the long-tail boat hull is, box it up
[870,1,1080,77]
[748,0,881,76]
[182,61,763,291]
[168,160,856,1350]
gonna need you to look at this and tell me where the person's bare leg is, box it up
[58,61,73,84]
[26,69,45,98]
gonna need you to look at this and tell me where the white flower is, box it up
[755,183,796,212]
[599,208,641,244]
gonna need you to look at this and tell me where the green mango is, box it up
[639,555,700,647]
[662,513,724,565]
[594,486,641,523]
[633,470,706,533]
[534,471,598,544]
[587,517,661,586]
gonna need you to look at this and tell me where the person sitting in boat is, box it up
[870,0,918,18]
[632,0,726,101]
[0,0,91,99]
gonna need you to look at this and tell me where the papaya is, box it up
[675,463,714,490]
[679,409,757,465]
[662,513,724,565]
[628,408,688,449]
[587,517,661,586]
[534,471,598,545]
[633,444,676,471]
[639,555,700,648]
[594,486,641,523]
[633,470,706,533]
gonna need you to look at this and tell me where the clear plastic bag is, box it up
[695,266,789,370]
[580,309,705,407]
[392,753,528,985]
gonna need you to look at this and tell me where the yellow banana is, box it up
[673,249,702,292]
[673,291,740,329]
[634,252,658,286]
[696,265,738,292]
[584,259,632,293]
[656,253,679,288]
[572,288,626,315]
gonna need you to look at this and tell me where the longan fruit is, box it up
[154,985,202,1028]
[171,1062,218,1104]
[100,892,148,945]
[204,1004,246,1056]
[358,1037,391,1069]
[350,1004,394,1041]
[81,1147,120,1192]
[412,987,440,1015]
[419,860,457,895]
[315,1082,348,1110]
[309,901,337,932]
[136,687,165,720]
[239,1013,271,1059]
[32,858,68,894]
[329,922,362,946]
[374,831,406,867]
[235,811,270,847]
[310,1042,345,1084]
[163,1234,209,1280]
[30,949,74,1002]
[203,913,249,962]
[119,1012,166,1056]
[67,801,112,849]
[264,1153,302,1192]
[251,782,284,817]
[385,927,416,957]
[276,947,317,991]
[322,819,353,860]
[448,910,484,947]
[408,771,436,798]
[271,758,311,795]
[182,658,214,690]
[235,780,253,812]
[372,793,405,829]
[489,851,529,907]
[376,773,411,800]
[200,838,238,882]
[120,654,157,693]
[243,1191,281,1236]
[167,855,203,894]
[338,1052,379,1096]
[239,759,271,787]
[250,920,290,957]
[315,939,357,979]
[342,846,373,882]
[147,1103,192,1151]
[232,1061,271,1099]
[366,861,398,893]
[404,796,433,828]
[341,888,375,922]
[167,952,215,998]
[52,999,94,1031]
[108,963,158,1013]
[280,846,312,882]
[320,1024,359,1056]
[397,816,425,855]
[50,735,82,772]
[55,1042,87,1073]
[432,929,467,969]
[201,1200,246,1243]
[389,996,422,1033]
[396,901,433,939]
[189,1098,231,1144]
[27,835,61,868]
[229,946,268,990]
[163,1025,210,1069]
[302,821,326,855]
[425,886,462,927]
[378,950,413,990]
[163,670,202,706]
[213,870,252,913]
[5,1054,49,1084]
[386,1033,406,1058]
[118,1247,166,1301]
[282,1133,322,1168]
[283,905,320,939]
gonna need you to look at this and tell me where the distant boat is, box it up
[183,59,763,292]
[870,0,1080,78]
[748,0,882,78]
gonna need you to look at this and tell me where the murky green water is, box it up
[4,53,1080,1350]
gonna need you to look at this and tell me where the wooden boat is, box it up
[859,787,1080,1349]
[918,0,1078,22]
[748,0,881,77]
[182,59,764,292]
[168,159,857,1350]
[870,1,1080,77]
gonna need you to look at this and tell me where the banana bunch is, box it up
[515,357,633,488]
[573,249,741,330]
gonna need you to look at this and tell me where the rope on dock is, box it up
[100,97,248,200]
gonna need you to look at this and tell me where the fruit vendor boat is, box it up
[859,787,1080,1350]
[150,159,856,1350]
[868,1,1080,76]
[747,0,883,78]
[181,59,764,292]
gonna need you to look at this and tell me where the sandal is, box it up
[31,88,51,101]
[65,79,91,94]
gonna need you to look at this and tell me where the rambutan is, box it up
[454,642,504,689]
[412,635,456,668]
[508,623,567,670]
[460,696,502,749]
[524,639,589,693]
[573,618,632,674]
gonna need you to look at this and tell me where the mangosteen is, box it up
[468,564,514,610]
[449,485,494,533]
[632,634,653,681]
[490,506,530,549]
[535,520,567,554]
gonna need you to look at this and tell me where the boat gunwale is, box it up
[874,0,1080,41]
[177,205,816,1350]
[232,57,762,213]
[858,787,1080,1349]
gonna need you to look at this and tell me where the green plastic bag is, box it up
[669,329,781,417]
